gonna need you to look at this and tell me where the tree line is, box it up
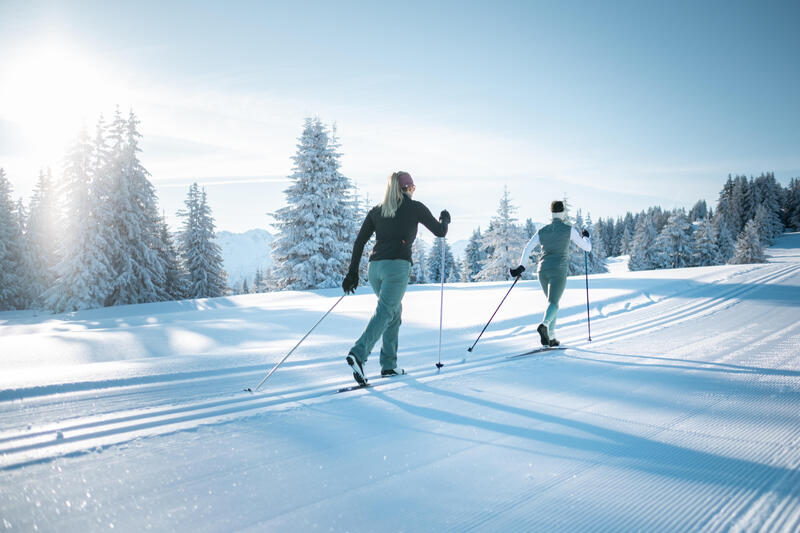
[0,108,227,312]
[3,112,798,310]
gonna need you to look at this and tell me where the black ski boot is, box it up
[381,368,405,377]
[537,324,550,347]
[549,338,560,347]
[346,353,368,386]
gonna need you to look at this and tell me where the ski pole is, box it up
[245,294,346,392]
[436,238,445,369]
[584,251,592,341]
[467,275,521,352]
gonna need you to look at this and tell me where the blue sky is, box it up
[1,0,798,240]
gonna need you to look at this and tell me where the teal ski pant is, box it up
[349,259,410,372]
[538,268,567,337]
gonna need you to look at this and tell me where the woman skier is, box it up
[510,200,591,347]
[342,171,450,386]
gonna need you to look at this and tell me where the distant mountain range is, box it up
[215,229,274,287]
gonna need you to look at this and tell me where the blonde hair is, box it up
[380,171,407,218]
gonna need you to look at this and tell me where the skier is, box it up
[342,171,450,386]
[510,200,591,347]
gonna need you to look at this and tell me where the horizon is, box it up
[1,1,799,241]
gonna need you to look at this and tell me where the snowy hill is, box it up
[1,234,799,531]
[215,229,273,287]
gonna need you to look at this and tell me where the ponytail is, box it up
[380,172,405,218]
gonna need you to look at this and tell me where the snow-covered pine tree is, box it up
[753,204,772,245]
[157,215,187,300]
[589,217,609,273]
[0,168,24,310]
[105,109,167,305]
[25,168,61,306]
[730,175,750,234]
[729,219,766,264]
[628,213,658,271]
[713,214,736,264]
[652,210,694,269]
[178,183,228,298]
[271,118,356,290]
[241,278,250,295]
[14,199,37,308]
[692,218,719,267]
[45,125,116,312]
[253,268,265,293]
[353,186,374,284]
[689,199,708,222]
[620,223,632,256]
[786,178,800,231]
[448,259,462,283]
[459,255,472,283]
[427,237,455,283]
[611,216,624,256]
[621,212,635,255]
[476,186,524,281]
[462,227,485,282]
[753,173,784,241]
[409,238,428,284]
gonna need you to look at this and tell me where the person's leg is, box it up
[379,301,402,372]
[349,260,409,365]
[537,272,553,344]
[542,270,567,337]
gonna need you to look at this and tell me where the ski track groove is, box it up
[452,389,734,532]
[447,263,800,532]
[1,258,797,532]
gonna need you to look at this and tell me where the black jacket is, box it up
[348,193,448,272]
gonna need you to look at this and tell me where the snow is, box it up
[215,229,273,287]
[1,234,799,531]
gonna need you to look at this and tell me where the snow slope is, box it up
[1,234,799,532]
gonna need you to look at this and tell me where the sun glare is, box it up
[0,42,122,165]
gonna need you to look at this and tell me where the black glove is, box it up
[439,209,451,224]
[342,270,359,294]
[510,265,525,277]
[582,229,590,238]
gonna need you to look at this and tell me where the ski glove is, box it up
[510,265,525,278]
[582,229,590,238]
[342,270,359,294]
[439,210,451,224]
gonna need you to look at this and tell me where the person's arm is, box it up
[348,212,376,272]
[417,202,448,237]
[571,226,592,252]
[518,231,540,266]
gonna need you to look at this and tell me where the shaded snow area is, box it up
[1,234,799,532]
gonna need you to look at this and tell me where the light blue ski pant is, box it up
[349,259,410,372]
[539,268,567,338]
